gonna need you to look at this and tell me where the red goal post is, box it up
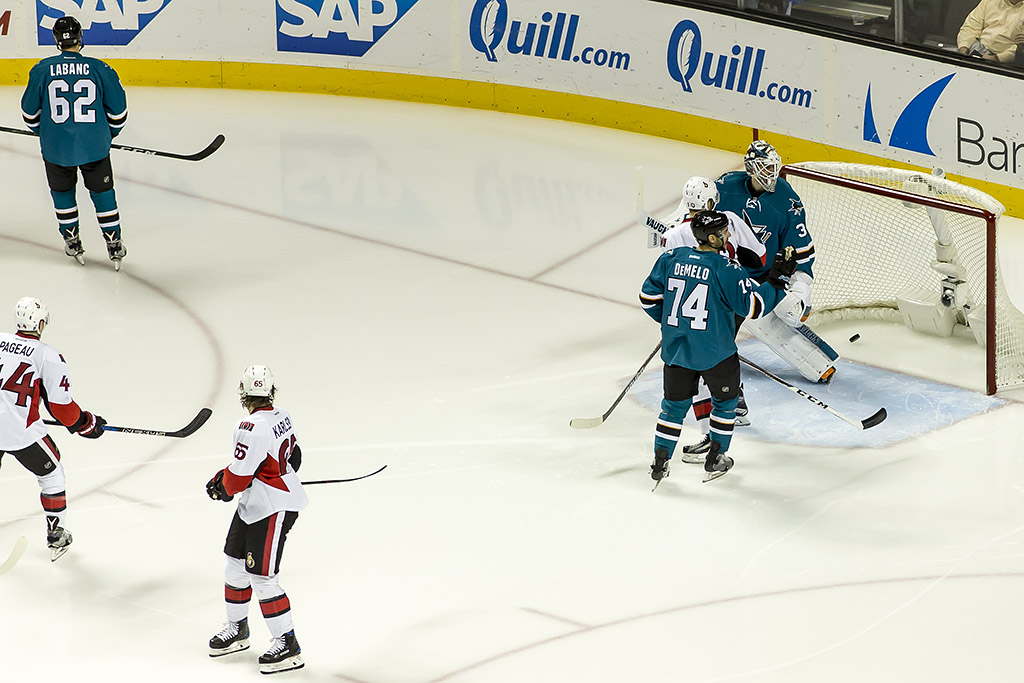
[779,162,1022,395]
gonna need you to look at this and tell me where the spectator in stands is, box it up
[957,0,1024,62]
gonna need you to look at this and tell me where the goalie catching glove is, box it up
[206,469,234,502]
[776,271,813,328]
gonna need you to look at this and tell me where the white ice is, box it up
[2,86,1024,682]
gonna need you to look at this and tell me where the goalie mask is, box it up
[690,211,729,249]
[52,16,83,50]
[239,364,275,398]
[744,140,782,193]
[15,297,50,335]
[683,176,719,213]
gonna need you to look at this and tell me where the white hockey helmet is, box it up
[744,140,782,192]
[15,297,50,334]
[683,176,719,212]
[239,364,275,398]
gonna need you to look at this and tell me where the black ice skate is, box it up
[103,234,126,271]
[258,630,304,675]
[64,237,85,266]
[735,384,749,426]
[703,440,734,483]
[650,447,671,491]
[679,435,711,463]
[209,618,250,657]
[46,527,73,562]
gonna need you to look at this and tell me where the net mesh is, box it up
[782,162,1024,392]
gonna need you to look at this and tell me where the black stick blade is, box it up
[188,134,225,161]
[168,407,213,437]
[860,407,887,430]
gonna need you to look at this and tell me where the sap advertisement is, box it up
[5,1,1024,187]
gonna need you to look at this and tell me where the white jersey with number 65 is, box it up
[225,406,308,524]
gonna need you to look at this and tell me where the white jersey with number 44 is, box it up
[227,407,309,524]
[0,331,77,451]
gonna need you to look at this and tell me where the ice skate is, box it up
[104,235,126,271]
[209,618,250,657]
[734,384,749,426]
[650,447,671,491]
[679,435,710,463]
[64,237,85,266]
[258,630,303,674]
[46,527,73,562]
[702,440,734,483]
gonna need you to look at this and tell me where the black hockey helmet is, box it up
[53,16,83,50]
[690,210,729,247]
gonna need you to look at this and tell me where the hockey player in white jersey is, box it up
[206,365,308,675]
[0,297,106,561]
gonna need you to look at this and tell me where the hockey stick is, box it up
[301,465,387,485]
[44,407,213,438]
[570,343,662,429]
[0,537,28,576]
[738,356,887,430]
[0,126,225,161]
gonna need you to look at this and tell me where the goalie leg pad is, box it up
[745,314,838,383]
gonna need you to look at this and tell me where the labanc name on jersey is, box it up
[49,62,91,77]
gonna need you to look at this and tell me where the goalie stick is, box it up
[0,126,225,162]
[739,356,887,430]
[44,407,213,438]
[570,343,662,429]
[0,537,28,576]
[301,465,387,485]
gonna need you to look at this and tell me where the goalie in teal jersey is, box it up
[21,16,128,270]
[640,211,796,484]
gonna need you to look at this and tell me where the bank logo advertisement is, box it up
[36,0,172,46]
[469,0,630,71]
[863,74,953,156]
[666,19,813,108]
[277,0,420,57]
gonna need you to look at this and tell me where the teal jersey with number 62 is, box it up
[21,51,128,167]
[640,247,785,370]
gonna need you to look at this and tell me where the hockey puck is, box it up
[849,334,861,343]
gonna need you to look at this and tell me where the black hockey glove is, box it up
[206,469,234,502]
[767,246,797,290]
[73,412,106,439]
[289,444,302,472]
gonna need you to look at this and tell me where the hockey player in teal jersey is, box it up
[21,16,128,270]
[716,140,814,283]
[640,211,796,484]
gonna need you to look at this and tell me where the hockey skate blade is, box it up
[569,417,603,429]
[209,639,250,657]
[50,543,71,563]
[74,254,85,266]
[0,536,28,575]
[260,655,304,675]
[702,470,729,483]
[113,259,122,272]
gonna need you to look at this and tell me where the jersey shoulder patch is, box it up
[238,421,255,432]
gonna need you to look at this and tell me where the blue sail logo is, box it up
[863,74,954,156]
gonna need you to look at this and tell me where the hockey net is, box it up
[781,161,1024,394]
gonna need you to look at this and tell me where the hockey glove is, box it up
[74,412,106,439]
[289,443,302,472]
[778,272,813,328]
[767,246,797,290]
[206,469,234,502]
